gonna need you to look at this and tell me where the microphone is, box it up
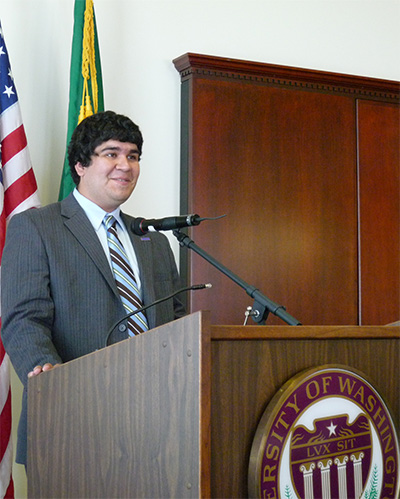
[132,214,226,235]
[105,283,212,346]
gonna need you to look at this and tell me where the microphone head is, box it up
[132,217,147,235]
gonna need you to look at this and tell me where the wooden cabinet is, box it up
[173,54,399,326]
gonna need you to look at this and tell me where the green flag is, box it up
[59,0,104,200]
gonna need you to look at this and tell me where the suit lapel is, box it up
[60,194,119,297]
[60,198,157,327]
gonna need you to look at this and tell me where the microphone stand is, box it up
[173,229,301,326]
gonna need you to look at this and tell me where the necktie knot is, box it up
[104,214,116,231]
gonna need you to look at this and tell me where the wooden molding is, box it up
[174,52,400,101]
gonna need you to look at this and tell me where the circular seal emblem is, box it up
[248,365,400,498]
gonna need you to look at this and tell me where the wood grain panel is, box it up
[358,100,400,324]
[209,326,400,497]
[28,313,211,498]
[185,78,358,326]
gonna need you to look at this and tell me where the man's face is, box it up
[75,140,141,212]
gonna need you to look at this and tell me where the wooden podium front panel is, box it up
[209,326,400,498]
[28,313,211,499]
[27,316,398,498]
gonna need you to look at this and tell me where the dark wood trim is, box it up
[174,52,400,101]
[211,324,400,340]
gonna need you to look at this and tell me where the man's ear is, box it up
[74,162,86,178]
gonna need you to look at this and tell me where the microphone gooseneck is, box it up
[105,283,212,346]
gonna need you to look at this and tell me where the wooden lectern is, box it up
[28,311,400,498]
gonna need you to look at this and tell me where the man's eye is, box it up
[106,152,117,158]
[128,155,140,161]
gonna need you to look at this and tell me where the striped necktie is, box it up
[103,214,149,336]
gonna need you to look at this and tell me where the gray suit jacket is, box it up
[1,193,185,464]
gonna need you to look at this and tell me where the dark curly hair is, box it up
[68,110,144,186]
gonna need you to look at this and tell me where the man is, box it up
[1,111,185,465]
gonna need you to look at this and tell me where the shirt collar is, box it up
[73,188,124,231]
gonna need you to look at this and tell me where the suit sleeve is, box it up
[1,213,62,386]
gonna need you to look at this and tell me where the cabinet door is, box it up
[358,100,400,325]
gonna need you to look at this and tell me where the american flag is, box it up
[0,21,40,498]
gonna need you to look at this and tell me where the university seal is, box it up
[248,365,399,498]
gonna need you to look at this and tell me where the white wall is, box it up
[1,0,399,496]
